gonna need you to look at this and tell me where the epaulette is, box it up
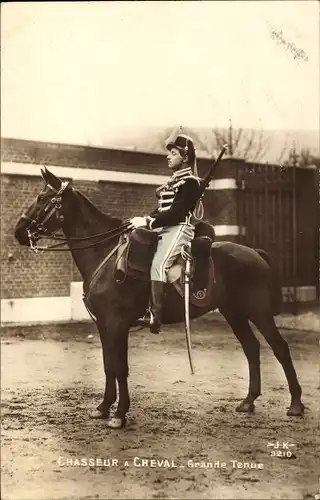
[180,175,201,185]
[172,176,200,190]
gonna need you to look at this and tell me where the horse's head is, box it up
[14,167,72,248]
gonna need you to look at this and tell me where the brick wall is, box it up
[1,138,239,299]
[1,137,169,175]
[1,137,241,179]
[1,175,72,299]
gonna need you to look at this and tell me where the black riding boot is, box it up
[149,281,165,334]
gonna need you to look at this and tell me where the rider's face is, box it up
[167,147,186,171]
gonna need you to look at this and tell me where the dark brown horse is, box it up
[14,168,304,428]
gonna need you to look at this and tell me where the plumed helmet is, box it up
[165,131,196,167]
[165,127,203,219]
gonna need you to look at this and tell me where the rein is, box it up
[35,224,130,242]
[28,223,130,252]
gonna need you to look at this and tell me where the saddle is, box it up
[114,221,216,308]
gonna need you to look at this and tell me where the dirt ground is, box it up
[1,318,319,500]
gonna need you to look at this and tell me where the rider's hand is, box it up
[128,216,147,229]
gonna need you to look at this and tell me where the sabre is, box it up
[183,244,194,375]
[183,144,228,375]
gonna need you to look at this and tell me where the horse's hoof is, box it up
[107,417,126,429]
[89,409,108,419]
[236,401,255,413]
[287,402,305,417]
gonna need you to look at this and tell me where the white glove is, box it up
[128,216,147,229]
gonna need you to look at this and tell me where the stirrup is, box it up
[134,309,151,328]
[135,310,160,334]
[135,316,150,327]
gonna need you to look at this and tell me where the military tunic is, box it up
[147,166,200,282]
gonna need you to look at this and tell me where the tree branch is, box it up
[242,129,255,159]
[233,128,243,151]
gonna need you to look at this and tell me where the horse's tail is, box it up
[255,248,282,316]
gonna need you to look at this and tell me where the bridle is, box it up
[22,182,69,251]
[21,182,130,253]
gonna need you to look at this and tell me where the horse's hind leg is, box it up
[252,316,304,416]
[219,308,261,413]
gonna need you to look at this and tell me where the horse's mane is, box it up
[74,189,123,229]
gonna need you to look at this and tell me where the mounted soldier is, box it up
[14,150,305,426]
[128,132,201,334]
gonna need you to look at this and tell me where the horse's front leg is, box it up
[89,322,117,420]
[90,318,130,429]
[108,322,130,429]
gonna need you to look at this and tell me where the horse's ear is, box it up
[43,167,62,190]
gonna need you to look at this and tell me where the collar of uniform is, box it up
[171,167,192,180]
